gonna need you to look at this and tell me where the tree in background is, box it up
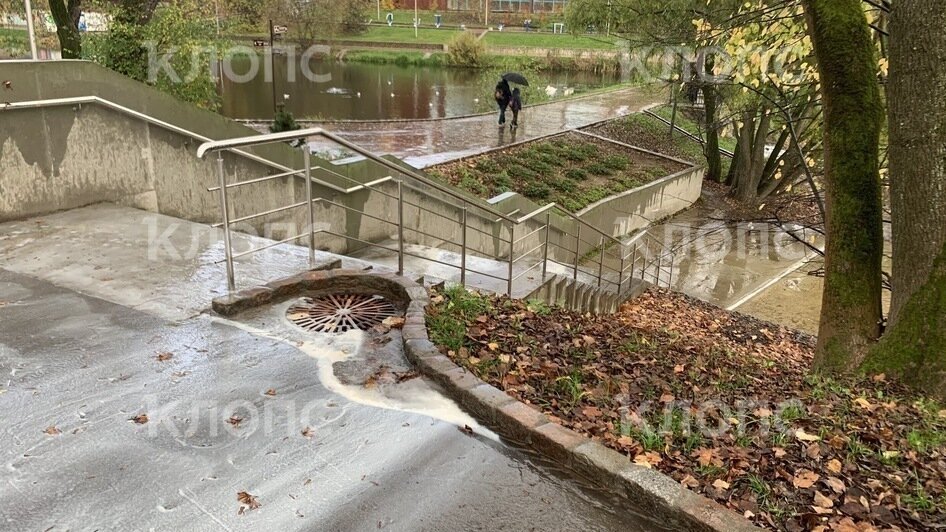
[47,0,82,58]
[264,0,371,45]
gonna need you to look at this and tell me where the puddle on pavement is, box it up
[213,299,498,441]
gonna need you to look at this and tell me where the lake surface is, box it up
[219,55,621,121]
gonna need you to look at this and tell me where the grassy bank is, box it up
[343,47,622,74]
[482,30,620,50]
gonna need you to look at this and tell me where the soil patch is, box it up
[427,131,687,212]
[426,286,946,531]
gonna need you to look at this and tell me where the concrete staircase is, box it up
[525,274,650,314]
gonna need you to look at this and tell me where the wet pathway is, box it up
[0,207,657,531]
[312,85,665,167]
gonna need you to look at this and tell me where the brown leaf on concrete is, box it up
[237,491,260,514]
[156,352,174,362]
[130,414,149,424]
[43,426,61,436]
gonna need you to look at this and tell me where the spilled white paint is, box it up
[212,311,498,442]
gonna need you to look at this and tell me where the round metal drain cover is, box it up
[286,294,398,333]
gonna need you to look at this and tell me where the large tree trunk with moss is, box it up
[48,0,82,59]
[862,1,946,397]
[702,54,723,183]
[803,0,885,371]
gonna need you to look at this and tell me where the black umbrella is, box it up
[502,72,530,86]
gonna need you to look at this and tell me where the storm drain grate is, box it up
[286,294,398,333]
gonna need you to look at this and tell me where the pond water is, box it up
[219,55,622,121]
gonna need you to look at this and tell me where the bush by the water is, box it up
[447,31,486,68]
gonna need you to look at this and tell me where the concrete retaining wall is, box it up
[576,165,705,237]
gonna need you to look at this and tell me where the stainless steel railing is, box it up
[196,128,676,296]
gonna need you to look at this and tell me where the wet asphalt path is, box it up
[0,269,657,531]
[309,85,666,168]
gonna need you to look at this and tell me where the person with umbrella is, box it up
[494,78,512,127]
[497,73,528,128]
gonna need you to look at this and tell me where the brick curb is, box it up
[212,271,758,531]
[403,310,762,532]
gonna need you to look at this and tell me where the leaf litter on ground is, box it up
[426,287,946,531]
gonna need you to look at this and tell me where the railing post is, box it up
[460,207,468,287]
[303,147,315,268]
[216,153,235,293]
[573,223,582,280]
[667,255,676,288]
[542,212,551,280]
[507,223,515,296]
[618,250,625,294]
[397,180,405,276]
[596,236,605,288]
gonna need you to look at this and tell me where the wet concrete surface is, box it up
[0,205,384,321]
[308,85,665,168]
[0,208,658,531]
[640,206,825,312]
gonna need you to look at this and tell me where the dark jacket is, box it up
[510,90,522,112]
[494,80,512,106]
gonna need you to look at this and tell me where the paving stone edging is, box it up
[212,271,759,531]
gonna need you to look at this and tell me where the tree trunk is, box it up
[48,0,82,59]
[863,1,946,397]
[702,54,722,183]
[803,0,885,371]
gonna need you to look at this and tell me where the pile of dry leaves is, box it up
[427,287,946,531]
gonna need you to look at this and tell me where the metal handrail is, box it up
[9,96,676,296]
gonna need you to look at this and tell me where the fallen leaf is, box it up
[130,414,149,424]
[793,470,820,489]
[712,479,731,490]
[773,447,787,458]
[237,491,261,514]
[227,415,243,428]
[825,476,845,494]
[853,397,873,410]
[795,428,821,442]
[156,352,174,362]
[813,491,834,508]
[264,389,277,396]
[805,443,822,460]
[680,475,700,488]
[43,426,61,436]
[381,316,405,330]
[487,342,499,351]
[754,407,773,418]
[659,393,675,403]
[674,364,685,373]
[301,426,314,438]
[582,406,602,418]
[693,448,723,467]
[826,459,842,474]
[634,452,662,468]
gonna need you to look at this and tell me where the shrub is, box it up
[475,159,502,175]
[587,162,614,176]
[493,172,514,191]
[507,164,539,181]
[565,168,588,181]
[459,175,488,195]
[447,31,485,67]
[523,182,551,199]
[603,155,630,171]
[551,178,576,192]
